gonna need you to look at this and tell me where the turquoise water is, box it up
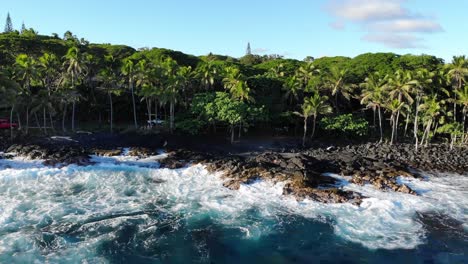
[0,153,467,263]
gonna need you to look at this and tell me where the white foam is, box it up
[0,157,466,260]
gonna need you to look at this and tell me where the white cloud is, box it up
[326,0,443,49]
[329,0,407,21]
[369,19,443,33]
[362,34,425,49]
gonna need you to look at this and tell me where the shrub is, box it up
[319,114,369,138]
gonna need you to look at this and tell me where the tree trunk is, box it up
[155,99,158,126]
[378,107,383,143]
[404,113,410,137]
[390,114,395,145]
[109,92,113,133]
[373,108,376,129]
[17,113,22,130]
[302,116,308,147]
[311,115,317,139]
[10,105,14,141]
[71,101,76,132]
[26,106,29,134]
[130,80,138,129]
[170,100,174,133]
[231,124,235,144]
[62,105,67,132]
[49,111,54,132]
[146,98,152,128]
[43,107,47,135]
[414,97,420,151]
[395,110,400,142]
[34,112,41,132]
[238,119,242,138]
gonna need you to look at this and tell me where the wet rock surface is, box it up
[5,144,93,166]
[2,138,467,205]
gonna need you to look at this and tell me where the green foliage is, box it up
[320,114,369,138]
[187,92,265,133]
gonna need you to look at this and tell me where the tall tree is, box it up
[121,58,139,129]
[386,70,419,142]
[246,42,252,56]
[97,67,120,133]
[4,12,13,33]
[197,60,219,90]
[455,86,468,142]
[446,56,468,122]
[360,72,387,142]
[295,92,332,146]
[384,99,405,145]
[14,54,39,134]
[62,46,86,132]
[323,67,353,112]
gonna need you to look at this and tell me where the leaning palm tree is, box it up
[323,67,353,112]
[412,69,434,149]
[384,99,405,145]
[62,47,86,132]
[418,95,442,146]
[295,92,332,146]
[121,58,139,129]
[360,72,387,142]
[386,70,419,141]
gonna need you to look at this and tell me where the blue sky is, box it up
[1,0,466,62]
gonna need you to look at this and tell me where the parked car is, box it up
[147,119,165,126]
[0,118,18,129]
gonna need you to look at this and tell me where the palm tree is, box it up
[97,67,120,133]
[62,47,86,132]
[446,56,468,121]
[418,95,442,146]
[296,62,320,89]
[223,66,253,138]
[38,53,60,131]
[412,69,434,149]
[198,60,219,90]
[323,67,353,112]
[266,63,285,79]
[384,99,405,145]
[121,58,139,129]
[14,54,39,134]
[455,86,468,142]
[223,66,253,102]
[162,58,180,132]
[386,70,419,141]
[282,76,302,106]
[360,72,387,142]
[295,92,332,146]
[0,69,20,140]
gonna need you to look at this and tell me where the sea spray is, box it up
[0,154,467,262]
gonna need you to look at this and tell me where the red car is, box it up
[0,119,18,129]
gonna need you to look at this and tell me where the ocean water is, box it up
[0,151,466,263]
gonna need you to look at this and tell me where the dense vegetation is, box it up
[0,26,467,149]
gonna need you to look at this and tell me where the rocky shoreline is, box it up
[1,135,467,205]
